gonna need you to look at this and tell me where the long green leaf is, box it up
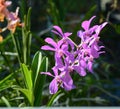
[22,8,32,65]
[21,63,32,90]
[31,51,42,86]
[34,57,48,106]
[1,96,11,107]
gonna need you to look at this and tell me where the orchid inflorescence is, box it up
[0,0,22,34]
[41,16,107,94]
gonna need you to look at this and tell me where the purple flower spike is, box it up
[41,16,107,94]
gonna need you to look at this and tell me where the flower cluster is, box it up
[41,16,107,94]
[0,0,22,34]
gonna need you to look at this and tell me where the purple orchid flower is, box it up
[73,59,87,76]
[41,37,68,59]
[41,16,108,94]
[52,25,74,50]
[77,16,98,41]
[95,22,108,35]
[81,16,96,31]
[41,67,75,94]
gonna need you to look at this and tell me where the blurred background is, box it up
[1,0,120,106]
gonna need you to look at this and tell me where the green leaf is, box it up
[22,8,32,65]
[0,34,11,46]
[26,8,32,30]
[31,51,42,86]
[1,96,11,107]
[15,88,33,106]
[20,0,28,20]
[21,63,33,90]
[0,73,13,92]
[48,0,62,27]
[34,57,48,106]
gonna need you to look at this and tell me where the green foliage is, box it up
[21,64,32,90]
[22,8,32,65]
[13,51,48,106]
[0,73,13,92]
[47,90,62,106]
[1,96,11,107]
[0,0,120,107]
[48,0,62,27]
[31,51,42,86]
[33,56,48,106]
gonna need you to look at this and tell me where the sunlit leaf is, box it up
[34,57,48,106]
[21,63,32,90]
[1,96,11,107]
[31,51,42,86]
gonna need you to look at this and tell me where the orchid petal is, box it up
[55,56,64,69]
[57,40,64,47]
[82,16,96,30]
[61,72,75,90]
[41,72,54,77]
[5,1,12,6]
[87,61,93,72]
[45,38,57,47]
[53,26,64,37]
[74,66,86,76]
[80,59,86,68]
[51,30,62,37]
[41,45,55,51]
[80,68,87,76]
[95,22,107,35]
[52,66,58,76]
[91,46,99,58]
[77,30,84,40]
[61,44,68,51]
[98,51,105,54]
[64,32,72,37]
[49,79,58,94]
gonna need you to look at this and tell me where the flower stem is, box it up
[11,33,21,64]
[47,90,62,107]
